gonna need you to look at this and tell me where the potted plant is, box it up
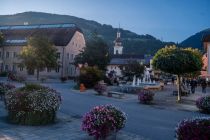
[94,82,107,95]
[82,105,126,140]
[196,96,210,114]
[0,83,15,100]
[138,89,154,104]
[4,84,61,125]
[175,117,210,140]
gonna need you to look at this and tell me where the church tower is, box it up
[114,28,123,55]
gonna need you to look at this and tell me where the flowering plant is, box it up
[82,105,126,140]
[0,82,15,97]
[196,96,210,114]
[138,89,154,104]
[94,83,107,94]
[175,117,210,140]
[4,84,61,125]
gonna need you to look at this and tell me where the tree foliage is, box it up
[121,60,145,78]
[152,45,202,101]
[19,36,58,80]
[152,45,202,75]
[79,66,103,88]
[74,35,110,71]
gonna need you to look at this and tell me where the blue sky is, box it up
[0,0,210,42]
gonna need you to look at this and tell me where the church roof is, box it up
[0,23,82,46]
[109,54,153,65]
[111,54,144,59]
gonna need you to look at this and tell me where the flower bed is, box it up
[82,105,126,140]
[94,82,107,95]
[138,89,154,104]
[0,83,15,99]
[4,84,61,125]
[175,117,210,140]
[196,96,210,114]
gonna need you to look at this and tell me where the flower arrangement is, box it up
[0,82,15,99]
[94,82,107,95]
[175,117,210,140]
[138,89,154,104]
[82,105,126,140]
[4,84,61,125]
[196,96,210,114]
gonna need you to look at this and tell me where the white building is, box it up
[107,29,149,77]
[0,23,86,78]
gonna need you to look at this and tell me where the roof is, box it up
[202,34,210,42]
[109,58,145,65]
[111,54,145,59]
[0,23,82,46]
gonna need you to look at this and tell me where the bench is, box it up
[107,91,125,98]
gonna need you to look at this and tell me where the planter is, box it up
[88,132,117,140]
[8,110,56,125]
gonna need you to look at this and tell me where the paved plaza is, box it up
[0,78,209,140]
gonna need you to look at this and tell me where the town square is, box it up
[0,0,210,140]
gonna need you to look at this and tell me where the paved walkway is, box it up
[0,79,209,140]
[0,101,146,140]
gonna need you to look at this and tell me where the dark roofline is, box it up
[0,23,78,30]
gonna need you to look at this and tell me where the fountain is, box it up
[112,67,161,94]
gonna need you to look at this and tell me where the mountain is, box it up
[0,12,175,55]
[180,29,210,51]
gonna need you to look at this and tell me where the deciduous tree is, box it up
[152,45,202,101]
[74,35,110,71]
[19,36,58,80]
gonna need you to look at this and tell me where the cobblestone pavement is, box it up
[0,103,146,140]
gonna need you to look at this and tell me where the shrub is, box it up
[82,105,126,140]
[175,117,210,140]
[60,77,68,82]
[79,66,103,88]
[4,84,61,125]
[138,90,154,104]
[94,82,107,95]
[196,96,210,113]
[0,71,8,77]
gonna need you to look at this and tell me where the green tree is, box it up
[122,60,145,79]
[74,35,110,71]
[152,45,202,101]
[79,66,103,88]
[19,36,58,80]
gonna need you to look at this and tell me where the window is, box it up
[5,65,9,71]
[71,54,74,60]
[19,67,23,71]
[57,53,61,59]
[13,52,17,58]
[6,52,9,58]
[55,66,60,73]
[67,53,69,59]
[12,65,16,71]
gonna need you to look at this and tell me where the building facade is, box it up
[0,23,86,78]
[203,35,210,75]
[107,29,151,77]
